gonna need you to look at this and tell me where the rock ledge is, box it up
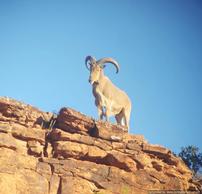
[0,97,200,194]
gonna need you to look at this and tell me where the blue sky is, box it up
[0,0,202,153]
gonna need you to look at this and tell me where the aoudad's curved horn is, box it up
[97,57,120,73]
[85,56,97,70]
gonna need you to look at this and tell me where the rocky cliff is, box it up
[0,97,200,194]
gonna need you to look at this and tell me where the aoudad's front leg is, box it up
[97,106,105,120]
[105,107,111,122]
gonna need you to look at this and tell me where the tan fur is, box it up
[87,61,131,130]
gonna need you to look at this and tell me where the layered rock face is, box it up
[0,97,200,194]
